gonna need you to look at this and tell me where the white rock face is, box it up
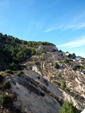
[7,74,61,113]
[32,64,42,76]
[24,70,85,111]
[6,56,85,112]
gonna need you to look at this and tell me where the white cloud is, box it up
[43,27,56,32]
[58,37,85,48]
[43,26,63,32]
[43,23,85,32]
[66,23,85,30]
[76,24,85,29]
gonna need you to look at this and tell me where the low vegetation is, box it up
[17,71,23,77]
[61,80,66,90]
[40,91,45,97]
[83,65,85,69]
[5,69,13,74]
[32,57,37,62]
[72,65,83,71]
[0,93,11,106]
[0,80,11,89]
[65,87,70,92]
[59,102,80,113]
[27,41,54,47]
[54,62,59,69]
[40,54,46,61]
[64,58,69,63]
[10,62,17,70]
[72,53,76,59]
[51,79,57,84]
[40,50,46,54]
[59,60,63,63]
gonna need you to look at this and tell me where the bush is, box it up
[61,80,66,90]
[72,65,83,71]
[40,54,46,61]
[31,48,36,55]
[72,53,76,59]
[0,75,4,82]
[0,93,11,106]
[51,79,57,84]
[64,58,69,63]
[65,87,70,92]
[32,57,36,62]
[82,65,85,69]
[59,102,80,113]
[59,60,63,63]
[54,62,59,69]
[72,66,77,70]
[5,69,13,74]
[40,91,45,97]
[46,60,51,63]
[1,80,11,89]
[40,50,46,54]
[10,62,17,70]
[17,71,23,77]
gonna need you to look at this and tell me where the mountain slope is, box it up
[0,33,85,113]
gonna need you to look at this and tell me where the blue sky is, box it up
[0,0,85,57]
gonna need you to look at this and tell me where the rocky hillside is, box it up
[0,33,85,113]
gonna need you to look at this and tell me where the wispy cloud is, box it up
[58,36,85,48]
[43,26,63,32]
[65,23,85,30]
[43,23,85,32]
[43,27,56,32]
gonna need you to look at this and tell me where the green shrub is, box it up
[10,62,17,70]
[0,93,11,106]
[40,54,46,61]
[31,48,36,55]
[72,65,83,71]
[40,50,46,54]
[82,65,85,69]
[51,79,57,84]
[46,60,51,63]
[17,71,23,77]
[1,80,11,89]
[72,53,76,59]
[32,57,36,62]
[72,66,77,70]
[61,80,66,90]
[40,91,45,97]
[59,60,63,63]
[64,58,69,63]
[59,102,80,113]
[65,87,70,92]
[0,75,4,82]
[54,62,59,69]
[5,69,13,74]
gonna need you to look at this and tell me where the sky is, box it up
[0,0,85,57]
